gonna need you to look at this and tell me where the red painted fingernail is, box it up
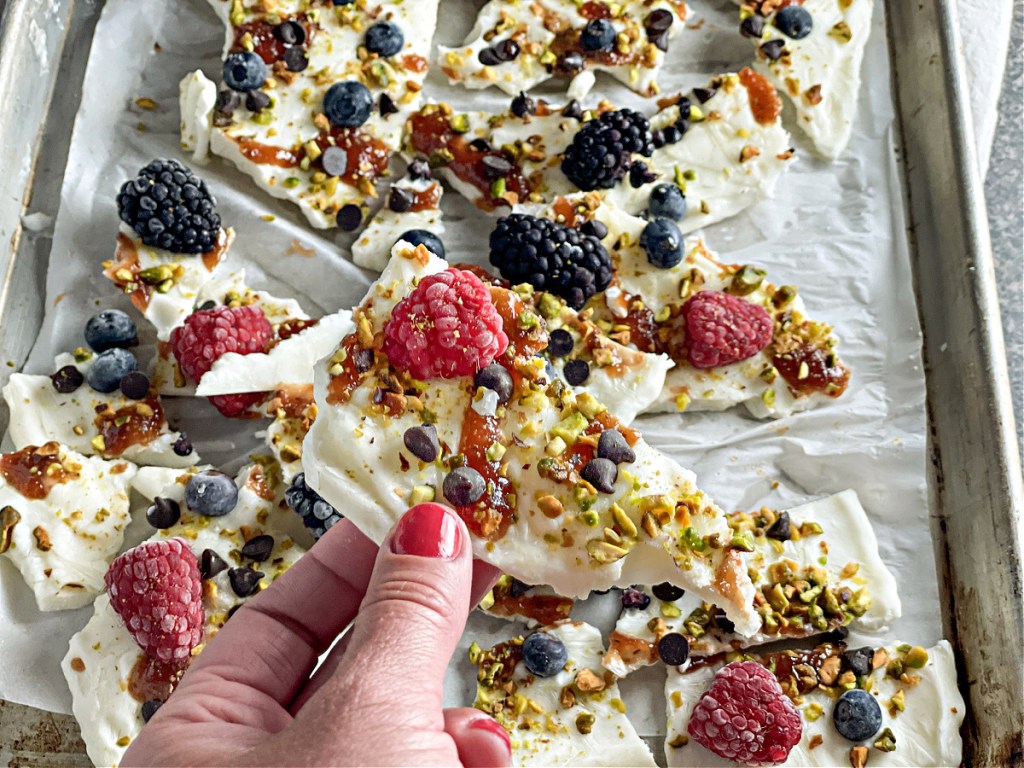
[391,503,462,560]
[469,715,512,755]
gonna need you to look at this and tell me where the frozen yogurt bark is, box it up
[303,241,759,634]
[604,491,899,676]
[481,574,575,627]
[472,621,657,766]
[0,442,137,611]
[664,639,964,767]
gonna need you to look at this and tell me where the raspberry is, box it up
[687,661,802,765]
[208,392,268,418]
[680,291,772,369]
[104,539,204,665]
[382,269,509,380]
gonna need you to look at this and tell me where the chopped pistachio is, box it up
[575,712,595,735]
[575,392,605,419]
[904,645,929,668]
[804,702,824,722]
[888,688,905,715]
[587,538,629,564]
[873,727,896,753]
[660,602,681,618]
[551,411,588,443]
[545,436,567,457]
[409,485,435,506]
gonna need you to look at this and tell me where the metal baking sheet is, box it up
[0,0,1020,765]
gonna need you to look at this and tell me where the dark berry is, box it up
[222,51,267,92]
[337,204,363,231]
[621,586,650,610]
[563,359,590,385]
[629,161,657,188]
[521,632,568,677]
[184,470,238,517]
[173,434,194,457]
[87,348,138,394]
[597,429,635,464]
[581,18,615,51]
[474,363,514,405]
[775,6,813,39]
[840,647,875,678]
[50,365,83,394]
[365,21,404,57]
[652,582,685,602]
[245,90,271,112]
[323,81,373,128]
[241,534,275,562]
[547,328,575,357]
[200,549,228,579]
[488,214,612,309]
[141,700,161,723]
[740,15,765,39]
[562,109,654,191]
[443,467,486,507]
[321,146,349,177]
[403,424,440,462]
[117,159,221,254]
[640,218,685,268]
[146,497,181,529]
[833,689,883,742]
[580,219,608,239]
[765,510,791,540]
[510,91,535,117]
[397,229,445,257]
[554,51,585,76]
[228,566,264,597]
[119,371,151,400]
[85,309,138,352]
[388,186,413,212]
[282,46,309,72]
[580,458,617,493]
[760,39,786,60]
[658,632,689,666]
[273,20,305,45]
[285,472,344,540]
[648,184,687,221]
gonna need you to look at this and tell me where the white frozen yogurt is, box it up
[0,444,137,611]
[352,178,445,272]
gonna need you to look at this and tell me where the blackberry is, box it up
[561,109,654,191]
[488,214,612,309]
[117,159,221,254]
[285,473,343,540]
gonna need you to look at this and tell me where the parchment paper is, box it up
[1,0,939,745]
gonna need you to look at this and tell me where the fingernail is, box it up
[469,715,511,755]
[391,503,463,560]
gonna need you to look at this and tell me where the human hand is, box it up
[123,502,510,767]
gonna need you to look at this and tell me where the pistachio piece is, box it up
[575,712,595,735]
[903,645,929,668]
[586,539,628,564]
[32,525,52,552]
[819,654,842,685]
[0,505,21,553]
[575,668,606,692]
[849,745,869,768]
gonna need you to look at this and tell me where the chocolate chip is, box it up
[474,363,514,405]
[482,155,513,180]
[146,497,181,529]
[321,146,348,177]
[200,548,228,579]
[822,625,850,644]
[580,458,617,493]
[598,429,635,465]
[282,46,309,72]
[228,566,264,597]
[554,51,584,76]
[547,329,574,357]
[760,39,786,61]
[119,371,151,400]
[510,91,535,117]
[198,300,217,311]
[713,613,735,634]
[226,603,242,620]
[172,434,194,457]
[273,20,306,45]
[443,466,486,506]
[245,89,271,112]
[580,219,608,239]
[379,92,399,117]
[620,586,650,610]
[337,204,362,231]
[692,86,717,104]
[561,100,583,121]
[354,348,375,372]
[652,582,685,602]
[563,359,590,386]
[403,424,440,462]
[508,578,533,598]
[240,534,275,562]
[658,632,689,666]
[407,158,430,179]
[765,510,791,541]
[215,89,241,116]
[50,365,83,394]
[388,185,414,212]
[841,646,874,678]
[495,38,521,62]
[648,30,670,52]
[644,8,673,33]
[141,699,162,723]
[629,161,657,188]
[740,15,765,39]
[470,138,494,153]
[478,47,502,66]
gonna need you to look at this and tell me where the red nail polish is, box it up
[469,715,511,754]
[391,503,462,560]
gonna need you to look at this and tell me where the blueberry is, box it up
[652,582,685,602]
[580,18,616,51]
[323,81,373,128]
[563,359,590,386]
[580,458,617,493]
[657,632,689,666]
[640,218,684,268]
[365,21,404,57]
[833,688,883,742]
[765,510,792,540]
[597,429,635,465]
[119,371,151,400]
[337,204,363,231]
[397,229,445,257]
[647,184,687,221]
[222,51,267,92]
[775,6,813,39]
[443,467,486,507]
[621,586,650,610]
[85,309,138,352]
[474,364,513,405]
[547,328,575,358]
[185,470,239,517]
[521,632,569,677]
[403,424,440,462]
[87,348,138,393]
